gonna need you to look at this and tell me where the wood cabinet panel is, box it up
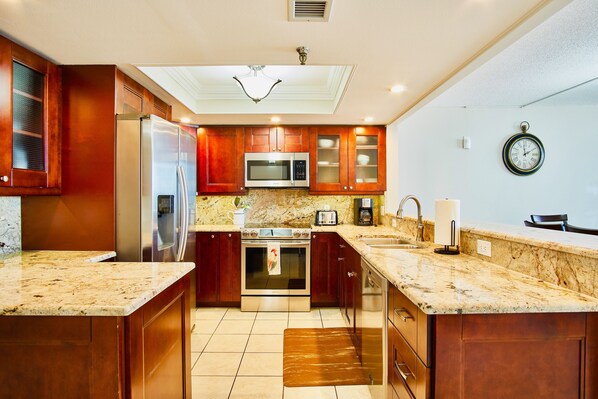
[196,232,241,306]
[198,126,245,194]
[219,232,242,303]
[244,126,275,152]
[245,126,308,153]
[310,232,339,306]
[0,34,61,195]
[309,126,350,193]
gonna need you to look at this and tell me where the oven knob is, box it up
[293,231,300,238]
[302,232,309,238]
[251,230,258,237]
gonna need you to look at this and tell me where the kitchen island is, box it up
[0,250,195,399]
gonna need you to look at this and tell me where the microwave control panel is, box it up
[294,160,307,180]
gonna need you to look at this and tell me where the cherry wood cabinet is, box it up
[387,282,598,399]
[245,126,309,153]
[115,69,171,120]
[0,34,61,195]
[0,274,192,399]
[338,238,362,353]
[198,126,245,195]
[310,232,339,306]
[196,232,241,306]
[21,65,171,251]
[309,126,386,194]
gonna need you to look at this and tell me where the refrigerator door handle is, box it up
[179,167,190,261]
[176,166,186,262]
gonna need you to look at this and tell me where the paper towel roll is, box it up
[434,199,460,246]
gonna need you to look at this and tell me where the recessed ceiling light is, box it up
[180,117,191,123]
[363,117,374,123]
[271,116,281,123]
[390,85,406,93]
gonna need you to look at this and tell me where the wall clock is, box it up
[502,121,545,176]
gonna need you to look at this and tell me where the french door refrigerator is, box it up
[115,114,197,317]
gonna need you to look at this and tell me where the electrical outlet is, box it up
[391,218,397,227]
[477,239,492,257]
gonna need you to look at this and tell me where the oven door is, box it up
[241,240,311,296]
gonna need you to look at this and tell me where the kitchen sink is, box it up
[358,236,422,249]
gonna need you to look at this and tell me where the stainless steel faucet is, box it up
[396,195,424,242]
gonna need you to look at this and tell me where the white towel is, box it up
[267,242,281,276]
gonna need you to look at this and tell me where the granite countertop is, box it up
[325,225,598,315]
[0,250,194,317]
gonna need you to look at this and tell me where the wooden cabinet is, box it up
[310,232,339,306]
[245,126,309,153]
[0,274,192,399]
[196,232,241,306]
[115,69,171,120]
[387,283,598,399]
[21,65,171,251]
[198,126,245,195]
[0,34,61,195]
[309,126,386,194]
[339,238,362,352]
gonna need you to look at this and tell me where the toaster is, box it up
[315,210,338,226]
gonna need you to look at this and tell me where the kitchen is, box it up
[2,1,598,399]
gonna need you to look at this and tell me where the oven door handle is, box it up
[241,240,311,247]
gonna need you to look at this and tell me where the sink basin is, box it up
[358,237,422,249]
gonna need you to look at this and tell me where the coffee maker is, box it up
[354,198,374,226]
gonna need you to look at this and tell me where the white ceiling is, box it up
[0,0,572,125]
[429,0,598,108]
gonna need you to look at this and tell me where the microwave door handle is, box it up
[290,155,295,186]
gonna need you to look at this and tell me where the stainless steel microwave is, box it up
[244,152,309,188]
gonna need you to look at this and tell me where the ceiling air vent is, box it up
[288,0,333,22]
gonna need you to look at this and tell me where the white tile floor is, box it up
[192,307,373,399]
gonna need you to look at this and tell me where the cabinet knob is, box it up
[278,148,282,151]
[349,186,353,190]
[312,234,316,239]
[343,186,347,190]
[211,234,215,238]
[240,187,244,190]
[338,257,344,261]
[272,148,276,151]
[228,233,232,238]
[347,272,356,277]
[0,176,8,183]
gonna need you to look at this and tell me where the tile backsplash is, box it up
[0,197,21,254]
[196,189,383,226]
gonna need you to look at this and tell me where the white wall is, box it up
[386,105,598,228]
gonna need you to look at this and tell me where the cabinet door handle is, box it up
[347,272,356,277]
[0,176,8,183]
[394,308,414,322]
[338,257,344,261]
[394,360,413,381]
[339,244,346,249]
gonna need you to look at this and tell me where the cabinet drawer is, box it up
[389,378,414,399]
[389,285,418,349]
[389,321,430,398]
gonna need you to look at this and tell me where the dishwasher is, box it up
[360,258,388,399]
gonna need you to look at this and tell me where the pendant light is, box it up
[233,65,282,103]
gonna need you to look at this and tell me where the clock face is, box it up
[502,133,545,175]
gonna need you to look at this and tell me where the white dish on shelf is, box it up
[365,178,377,183]
[356,178,364,183]
[318,138,335,148]
[317,161,330,165]
[356,154,370,165]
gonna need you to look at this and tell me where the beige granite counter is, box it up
[0,250,194,317]
[315,224,598,315]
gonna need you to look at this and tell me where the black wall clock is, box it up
[502,121,545,176]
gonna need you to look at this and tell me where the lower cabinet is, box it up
[339,238,362,355]
[0,275,192,399]
[196,232,241,306]
[310,232,339,306]
[387,284,598,398]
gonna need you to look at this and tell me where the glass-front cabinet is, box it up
[310,126,386,194]
[0,35,60,194]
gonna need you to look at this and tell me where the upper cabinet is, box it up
[245,126,309,153]
[198,126,245,195]
[309,126,386,194]
[115,70,171,120]
[0,35,61,195]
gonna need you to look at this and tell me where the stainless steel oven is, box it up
[241,225,311,311]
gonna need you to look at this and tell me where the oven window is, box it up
[245,246,307,290]
[247,160,290,181]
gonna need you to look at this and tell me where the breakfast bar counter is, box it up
[0,250,195,398]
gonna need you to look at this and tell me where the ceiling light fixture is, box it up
[363,116,374,122]
[296,46,310,65]
[180,117,191,123]
[390,85,406,93]
[271,116,281,123]
[233,65,282,103]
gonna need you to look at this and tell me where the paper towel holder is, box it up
[434,220,460,255]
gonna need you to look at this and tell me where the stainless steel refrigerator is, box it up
[115,114,197,319]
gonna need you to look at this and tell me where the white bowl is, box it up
[356,136,369,145]
[357,154,370,165]
[319,139,335,148]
